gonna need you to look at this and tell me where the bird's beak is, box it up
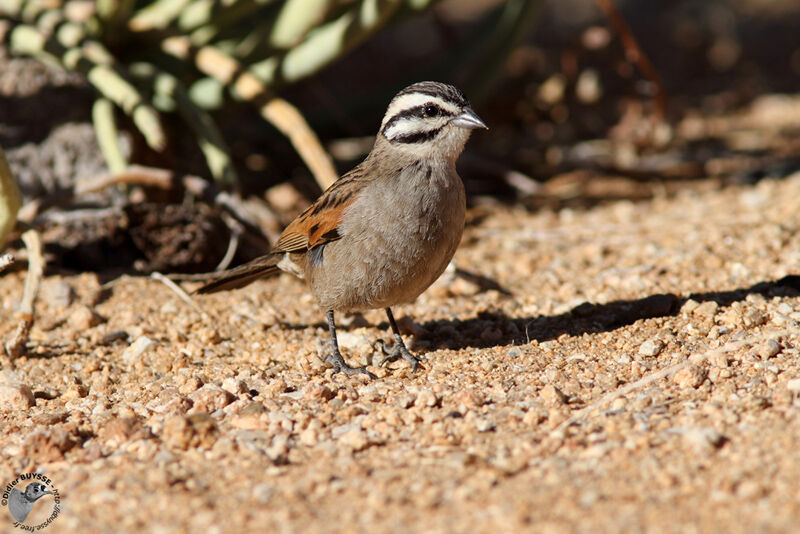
[452,107,488,130]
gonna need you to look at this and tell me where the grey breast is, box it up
[309,162,465,311]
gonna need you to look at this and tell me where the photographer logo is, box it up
[2,474,60,530]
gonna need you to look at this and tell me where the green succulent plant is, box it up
[0,0,439,188]
[0,0,540,189]
[0,145,21,248]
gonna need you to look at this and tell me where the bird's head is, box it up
[24,482,53,502]
[378,81,487,162]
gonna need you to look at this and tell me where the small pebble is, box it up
[787,378,800,393]
[179,376,204,395]
[456,389,486,409]
[299,428,318,446]
[742,309,767,327]
[336,332,372,352]
[189,384,236,413]
[69,305,104,330]
[42,280,74,308]
[709,352,729,368]
[693,301,719,319]
[0,382,35,411]
[147,388,193,415]
[197,327,221,345]
[638,339,664,357]
[415,388,440,408]
[680,299,700,315]
[357,384,383,402]
[682,427,726,453]
[610,397,627,411]
[62,383,89,401]
[506,347,522,358]
[396,393,416,409]
[332,423,361,440]
[338,428,369,451]
[304,383,335,402]
[539,384,568,405]
[229,408,266,430]
[101,330,129,345]
[222,378,248,396]
[475,418,496,432]
[252,483,274,505]
[122,336,155,363]
[673,365,708,389]
[162,413,218,450]
[757,339,781,360]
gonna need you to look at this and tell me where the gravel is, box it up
[1,173,800,532]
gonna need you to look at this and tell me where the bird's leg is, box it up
[324,310,375,378]
[374,307,422,372]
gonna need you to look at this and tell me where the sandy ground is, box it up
[1,172,799,533]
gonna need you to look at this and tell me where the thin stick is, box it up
[17,165,173,224]
[4,229,44,360]
[552,333,782,435]
[34,207,123,225]
[19,229,43,316]
[150,271,205,316]
[595,0,666,118]
[216,213,243,272]
[166,271,225,281]
[75,164,172,195]
[17,166,272,250]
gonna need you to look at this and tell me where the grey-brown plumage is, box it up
[197,81,486,376]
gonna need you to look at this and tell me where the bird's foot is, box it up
[325,351,376,379]
[373,339,421,372]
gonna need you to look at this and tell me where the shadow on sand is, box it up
[413,275,800,351]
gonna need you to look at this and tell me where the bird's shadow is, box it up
[411,275,800,351]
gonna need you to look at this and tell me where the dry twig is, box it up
[4,229,44,360]
[18,165,272,250]
[595,0,666,119]
[551,333,785,436]
[216,213,243,272]
[17,165,173,224]
[151,271,206,316]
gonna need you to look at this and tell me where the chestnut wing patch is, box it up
[274,181,357,253]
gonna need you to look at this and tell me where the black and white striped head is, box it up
[379,81,486,160]
[23,482,53,502]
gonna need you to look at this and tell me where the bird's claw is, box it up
[325,352,376,379]
[373,339,421,372]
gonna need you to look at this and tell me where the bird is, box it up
[8,482,53,523]
[197,81,487,377]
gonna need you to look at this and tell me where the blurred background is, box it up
[1,0,799,273]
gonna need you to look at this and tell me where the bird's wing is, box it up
[8,488,32,523]
[274,165,369,253]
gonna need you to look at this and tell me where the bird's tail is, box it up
[195,253,283,294]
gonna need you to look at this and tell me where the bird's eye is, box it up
[423,104,439,117]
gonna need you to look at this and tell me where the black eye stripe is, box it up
[381,104,454,136]
[391,127,443,144]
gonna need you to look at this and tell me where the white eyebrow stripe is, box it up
[383,116,449,141]
[380,93,461,128]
